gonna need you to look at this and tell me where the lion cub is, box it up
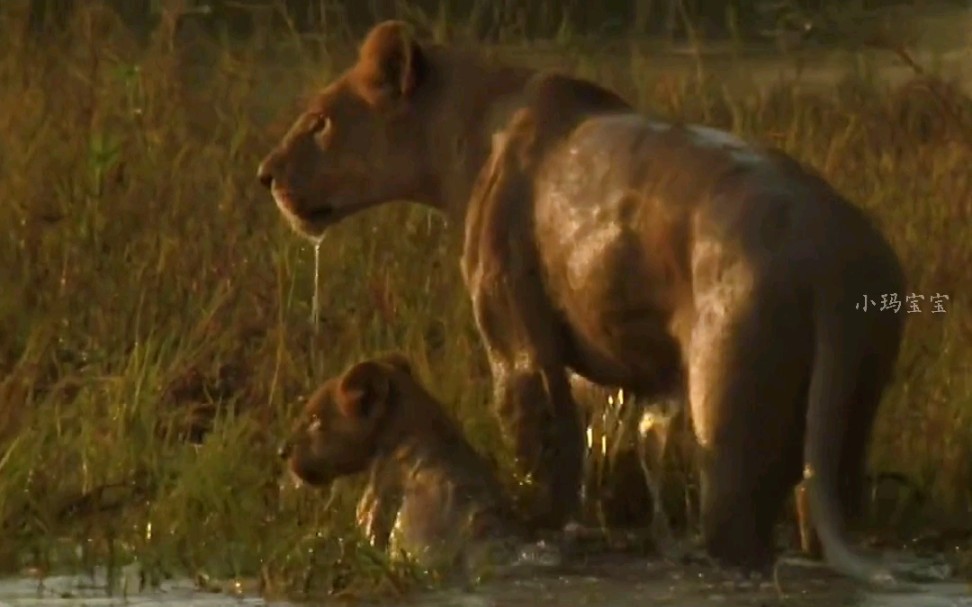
[279,353,529,576]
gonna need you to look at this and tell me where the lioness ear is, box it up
[376,351,413,376]
[355,20,424,102]
[337,361,391,419]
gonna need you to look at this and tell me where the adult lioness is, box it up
[278,353,529,576]
[257,21,906,584]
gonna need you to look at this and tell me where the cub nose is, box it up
[257,161,274,189]
[277,440,293,460]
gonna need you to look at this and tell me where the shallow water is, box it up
[0,571,273,606]
[3,553,970,607]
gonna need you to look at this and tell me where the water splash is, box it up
[514,540,562,568]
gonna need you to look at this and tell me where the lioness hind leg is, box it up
[696,438,800,571]
[688,292,811,572]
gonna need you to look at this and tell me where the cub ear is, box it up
[337,360,391,419]
[354,20,424,102]
[376,351,413,376]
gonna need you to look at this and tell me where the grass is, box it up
[1,1,970,602]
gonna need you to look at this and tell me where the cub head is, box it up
[257,21,432,240]
[280,353,414,487]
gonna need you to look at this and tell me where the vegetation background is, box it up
[1,0,970,601]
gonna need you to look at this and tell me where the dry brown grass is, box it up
[0,1,969,599]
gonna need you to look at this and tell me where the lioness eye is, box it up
[312,114,332,135]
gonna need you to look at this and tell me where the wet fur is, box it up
[259,21,907,585]
[282,353,522,571]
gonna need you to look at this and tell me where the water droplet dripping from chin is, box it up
[311,235,324,330]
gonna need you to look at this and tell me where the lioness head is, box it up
[257,21,432,240]
[279,353,415,487]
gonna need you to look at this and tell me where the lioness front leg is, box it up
[463,122,584,531]
[489,357,584,532]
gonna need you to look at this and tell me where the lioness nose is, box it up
[257,161,274,189]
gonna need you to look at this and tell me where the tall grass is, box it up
[0,1,970,600]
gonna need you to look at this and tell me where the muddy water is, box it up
[0,571,271,606]
[411,555,972,607]
[2,552,970,606]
